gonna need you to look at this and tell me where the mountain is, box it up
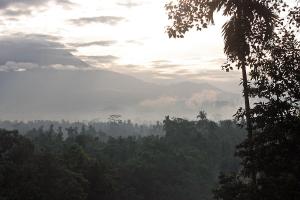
[0,36,242,121]
[0,68,241,121]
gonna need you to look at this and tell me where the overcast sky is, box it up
[0,0,242,86]
[0,0,297,121]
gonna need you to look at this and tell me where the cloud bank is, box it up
[0,0,73,9]
[69,16,125,26]
[0,35,89,68]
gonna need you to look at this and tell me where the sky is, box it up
[0,0,240,87]
[0,0,297,121]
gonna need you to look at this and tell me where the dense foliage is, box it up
[214,6,300,200]
[0,116,245,200]
[166,1,300,199]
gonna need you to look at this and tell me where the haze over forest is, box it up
[0,0,244,121]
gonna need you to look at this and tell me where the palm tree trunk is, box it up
[238,0,256,190]
[241,59,257,191]
[241,60,252,137]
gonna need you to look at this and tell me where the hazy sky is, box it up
[0,0,236,83]
[0,0,297,121]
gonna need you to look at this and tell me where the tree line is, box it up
[0,119,164,137]
[0,116,245,200]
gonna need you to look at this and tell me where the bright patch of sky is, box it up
[0,0,231,81]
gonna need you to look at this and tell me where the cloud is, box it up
[0,0,75,20]
[68,40,117,47]
[25,34,62,41]
[69,16,125,26]
[206,57,226,65]
[185,90,219,109]
[151,60,182,69]
[139,96,178,108]
[173,69,192,74]
[79,55,119,70]
[0,61,83,72]
[117,2,142,8]
[0,0,43,9]
[126,40,143,45]
[0,0,73,9]
[49,64,81,70]
[0,61,39,72]
[80,55,119,65]
[142,62,240,82]
[135,87,240,119]
[2,9,32,16]
[0,34,89,68]
[185,70,240,81]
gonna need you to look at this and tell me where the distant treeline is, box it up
[0,119,165,137]
[0,116,245,200]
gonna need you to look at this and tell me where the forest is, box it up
[0,116,245,200]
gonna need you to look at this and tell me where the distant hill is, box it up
[0,68,241,121]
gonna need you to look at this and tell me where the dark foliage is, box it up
[0,116,245,200]
[214,6,300,200]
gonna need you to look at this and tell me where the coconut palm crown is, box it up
[166,0,278,59]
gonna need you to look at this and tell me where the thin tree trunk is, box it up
[238,0,256,191]
[241,60,252,137]
[241,59,257,191]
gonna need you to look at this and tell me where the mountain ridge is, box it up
[0,68,241,121]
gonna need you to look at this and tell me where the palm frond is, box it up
[222,16,250,59]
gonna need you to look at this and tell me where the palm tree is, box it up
[166,0,277,138]
[166,0,278,187]
[216,0,276,137]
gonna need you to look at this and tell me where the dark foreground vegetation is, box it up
[0,116,245,200]
[167,0,300,199]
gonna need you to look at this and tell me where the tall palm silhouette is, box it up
[166,0,278,189]
[214,0,276,137]
[166,0,277,137]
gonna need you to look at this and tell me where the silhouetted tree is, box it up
[166,0,280,137]
[197,110,207,121]
[214,9,300,200]
[165,0,293,191]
